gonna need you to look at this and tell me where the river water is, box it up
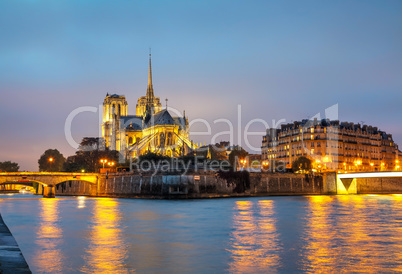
[0,194,401,273]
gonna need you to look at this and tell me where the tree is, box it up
[136,152,171,170]
[228,147,249,170]
[217,170,250,193]
[63,156,85,172]
[292,156,312,173]
[64,137,119,172]
[0,161,19,172]
[38,149,66,172]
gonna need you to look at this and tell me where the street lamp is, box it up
[100,159,107,168]
[240,159,247,170]
[262,161,269,171]
[48,157,53,171]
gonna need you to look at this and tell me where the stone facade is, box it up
[262,119,401,172]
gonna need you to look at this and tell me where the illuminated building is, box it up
[261,119,402,172]
[102,54,195,159]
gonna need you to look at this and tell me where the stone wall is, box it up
[356,177,402,194]
[54,173,325,198]
[53,181,97,196]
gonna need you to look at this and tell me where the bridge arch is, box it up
[0,180,49,186]
[53,179,97,197]
[0,173,100,198]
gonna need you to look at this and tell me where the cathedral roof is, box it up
[121,115,143,130]
[173,117,186,130]
[145,109,186,129]
[148,109,175,126]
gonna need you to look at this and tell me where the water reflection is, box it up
[1,194,401,273]
[228,200,281,273]
[33,198,63,273]
[81,198,128,273]
[302,195,402,272]
[77,196,86,209]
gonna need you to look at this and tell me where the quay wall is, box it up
[356,177,402,194]
[49,172,402,198]
[54,173,326,198]
[0,214,31,273]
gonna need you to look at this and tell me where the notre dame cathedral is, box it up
[101,54,195,159]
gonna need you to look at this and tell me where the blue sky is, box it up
[1,0,402,171]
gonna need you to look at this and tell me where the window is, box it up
[128,137,133,144]
[311,128,314,133]
[311,143,314,147]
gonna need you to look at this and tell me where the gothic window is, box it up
[167,132,173,146]
[128,137,133,144]
[160,133,165,147]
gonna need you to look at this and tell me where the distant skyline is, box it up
[1,0,402,171]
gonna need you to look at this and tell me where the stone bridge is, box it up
[336,171,402,194]
[0,172,99,198]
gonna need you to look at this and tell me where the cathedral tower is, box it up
[102,94,128,150]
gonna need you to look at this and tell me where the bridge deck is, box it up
[338,171,402,179]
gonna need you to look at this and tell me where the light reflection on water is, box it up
[0,194,401,273]
[34,199,63,273]
[228,200,281,273]
[81,199,127,273]
[302,195,402,273]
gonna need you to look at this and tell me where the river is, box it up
[0,194,401,273]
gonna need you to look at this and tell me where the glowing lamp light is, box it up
[370,163,374,166]
[100,159,108,168]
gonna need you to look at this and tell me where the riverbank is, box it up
[29,172,402,199]
[51,172,327,199]
[0,214,31,273]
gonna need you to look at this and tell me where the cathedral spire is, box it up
[146,53,154,101]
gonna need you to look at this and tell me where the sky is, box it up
[1,0,402,171]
